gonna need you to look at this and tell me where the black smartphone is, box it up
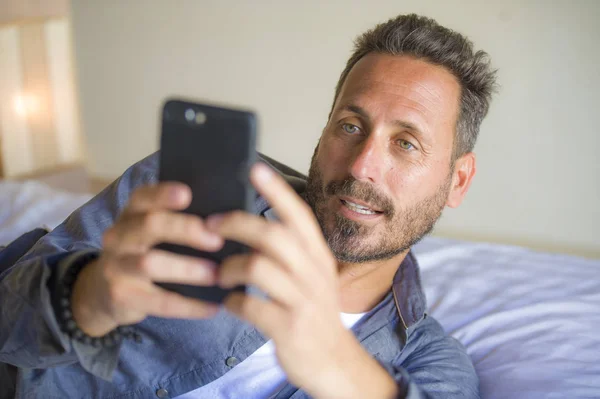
[156,98,257,303]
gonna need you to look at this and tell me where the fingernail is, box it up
[253,163,273,182]
[206,214,224,231]
[204,232,224,248]
[194,261,216,281]
[170,185,189,204]
[169,186,182,202]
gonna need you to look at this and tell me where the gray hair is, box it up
[331,14,497,159]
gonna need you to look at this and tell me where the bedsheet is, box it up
[413,238,600,398]
[0,180,92,246]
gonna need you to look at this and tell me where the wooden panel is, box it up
[13,162,91,193]
[90,176,113,194]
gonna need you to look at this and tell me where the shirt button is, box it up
[225,356,240,367]
[156,388,169,398]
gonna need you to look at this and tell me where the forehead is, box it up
[336,53,461,135]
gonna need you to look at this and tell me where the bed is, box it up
[1,179,599,398]
[413,238,599,398]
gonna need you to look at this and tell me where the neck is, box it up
[337,250,408,314]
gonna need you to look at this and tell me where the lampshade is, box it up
[0,18,83,178]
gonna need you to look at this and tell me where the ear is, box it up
[446,152,476,208]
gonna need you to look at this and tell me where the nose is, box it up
[349,135,385,184]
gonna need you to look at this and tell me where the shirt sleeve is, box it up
[0,153,158,381]
[381,315,480,399]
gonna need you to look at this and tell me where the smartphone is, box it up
[156,98,257,303]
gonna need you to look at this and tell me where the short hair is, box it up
[331,14,498,159]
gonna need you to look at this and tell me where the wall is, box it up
[0,0,68,25]
[70,0,600,257]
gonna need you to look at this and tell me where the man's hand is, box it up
[71,182,223,337]
[207,163,398,399]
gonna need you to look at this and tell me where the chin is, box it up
[323,216,396,263]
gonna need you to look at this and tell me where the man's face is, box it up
[306,53,462,263]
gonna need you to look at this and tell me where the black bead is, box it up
[73,329,84,340]
[66,320,77,331]
[102,336,114,347]
[62,309,72,320]
[82,336,92,345]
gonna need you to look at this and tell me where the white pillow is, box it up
[413,237,600,399]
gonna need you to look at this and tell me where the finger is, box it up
[104,211,223,255]
[125,182,192,216]
[219,253,303,307]
[206,212,314,281]
[125,280,220,319]
[224,292,285,339]
[120,249,217,285]
[250,163,332,261]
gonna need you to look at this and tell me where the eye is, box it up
[341,123,361,134]
[398,139,415,150]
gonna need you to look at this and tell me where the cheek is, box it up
[387,169,413,201]
[386,162,446,201]
[318,134,352,178]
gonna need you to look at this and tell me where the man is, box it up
[0,13,496,398]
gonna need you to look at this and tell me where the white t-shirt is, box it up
[176,312,366,399]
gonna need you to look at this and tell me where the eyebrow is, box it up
[342,104,424,137]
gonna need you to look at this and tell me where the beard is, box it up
[305,148,452,264]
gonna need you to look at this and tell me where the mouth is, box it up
[338,197,384,219]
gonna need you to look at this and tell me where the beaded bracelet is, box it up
[56,253,142,347]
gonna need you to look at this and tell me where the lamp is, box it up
[0,17,83,178]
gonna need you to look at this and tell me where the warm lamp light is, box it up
[0,19,82,178]
[13,94,39,118]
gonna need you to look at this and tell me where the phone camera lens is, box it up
[185,108,195,122]
[195,112,206,125]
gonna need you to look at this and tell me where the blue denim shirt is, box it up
[0,153,478,399]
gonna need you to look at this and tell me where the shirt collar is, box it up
[392,251,427,329]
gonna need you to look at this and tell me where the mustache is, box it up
[325,178,395,217]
